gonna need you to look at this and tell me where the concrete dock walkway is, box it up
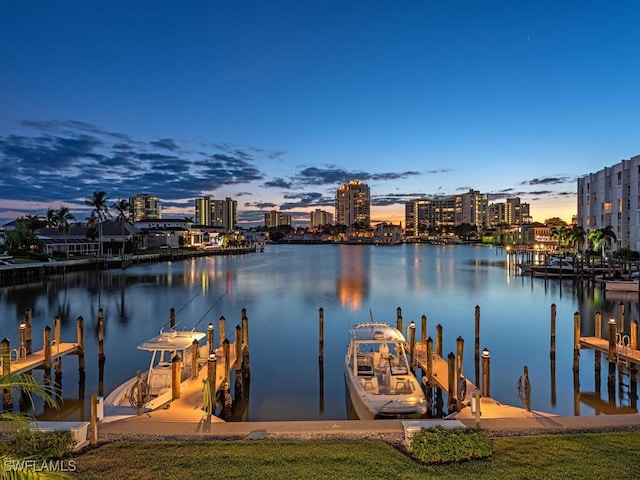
[98,413,640,440]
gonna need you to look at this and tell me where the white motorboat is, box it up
[344,321,427,419]
[103,328,209,418]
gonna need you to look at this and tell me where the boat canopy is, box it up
[137,330,207,352]
[349,323,406,343]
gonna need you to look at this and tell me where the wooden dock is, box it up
[413,343,547,420]
[8,342,80,375]
[579,336,640,365]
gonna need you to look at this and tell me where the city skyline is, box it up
[1,2,639,227]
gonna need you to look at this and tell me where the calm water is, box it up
[1,244,638,421]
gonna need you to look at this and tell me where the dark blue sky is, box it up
[1,1,638,225]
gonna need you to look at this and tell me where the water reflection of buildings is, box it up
[337,246,369,310]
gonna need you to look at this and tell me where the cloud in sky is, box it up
[4,119,500,225]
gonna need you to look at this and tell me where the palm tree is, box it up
[550,226,568,256]
[0,372,68,478]
[45,208,57,228]
[589,226,617,259]
[566,225,586,255]
[54,206,75,259]
[85,191,110,256]
[111,199,131,256]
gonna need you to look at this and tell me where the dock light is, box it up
[18,323,27,359]
[482,348,490,358]
[208,323,214,331]
[608,318,616,325]
[209,353,216,361]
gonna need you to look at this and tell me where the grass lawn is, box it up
[72,432,640,480]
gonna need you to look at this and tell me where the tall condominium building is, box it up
[488,197,531,226]
[335,180,370,227]
[455,189,489,227]
[130,194,161,222]
[310,209,334,227]
[222,197,237,231]
[195,196,211,226]
[404,197,456,236]
[265,210,292,228]
[194,196,237,230]
[577,154,640,252]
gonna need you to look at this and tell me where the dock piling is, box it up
[436,324,443,357]
[481,348,490,398]
[550,304,556,361]
[318,307,324,360]
[408,321,416,370]
[573,312,581,372]
[24,308,32,355]
[420,315,427,345]
[1,338,11,410]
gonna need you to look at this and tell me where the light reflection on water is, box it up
[0,244,638,421]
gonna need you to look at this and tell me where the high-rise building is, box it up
[130,194,161,222]
[577,154,640,252]
[487,198,531,226]
[195,196,211,225]
[335,180,370,227]
[455,189,489,227]
[310,209,334,227]
[265,210,292,228]
[222,197,237,231]
[194,196,237,230]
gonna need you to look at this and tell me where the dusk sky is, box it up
[1,1,638,227]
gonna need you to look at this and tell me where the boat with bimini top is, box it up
[103,328,209,419]
[344,318,427,419]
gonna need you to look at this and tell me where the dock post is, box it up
[97,309,105,364]
[1,338,11,410]
[318,307,324,360]
[474,306,480,387]
[607,318,617,362]
[455,336,464,382]
[408,321,416,370]
[24,308,32,355]
[630,320,638,350]
[207,323,215,354]
[241,312,250,380]
[607,317,618,394]
[219,316,226,348]
[170,307,176,329]
[436,324,443,357]
[573,312,581,372]
[43,326,52,375]
[18,323,27,360]
[425,337,434,382]
[617,302,624,333]
[481,348,490,398]
[192,338,200,379]
[550,304,556,361]
[206,353,217,418]
[447,352,456,413]
[396,307,402,332]
[171,354,182,400]
[234,325,242,371]
[53,315,61,345]
[77,316,85,381]
[595,311,602,338]
[222,339,232,417]
[420,315,427,344]
[90,393,98,446]
[473,389,481,427]
[521,365,531,411]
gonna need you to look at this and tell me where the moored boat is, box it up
[344,321,427,419]
[103,328,209,419]
[518,257,575,278]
